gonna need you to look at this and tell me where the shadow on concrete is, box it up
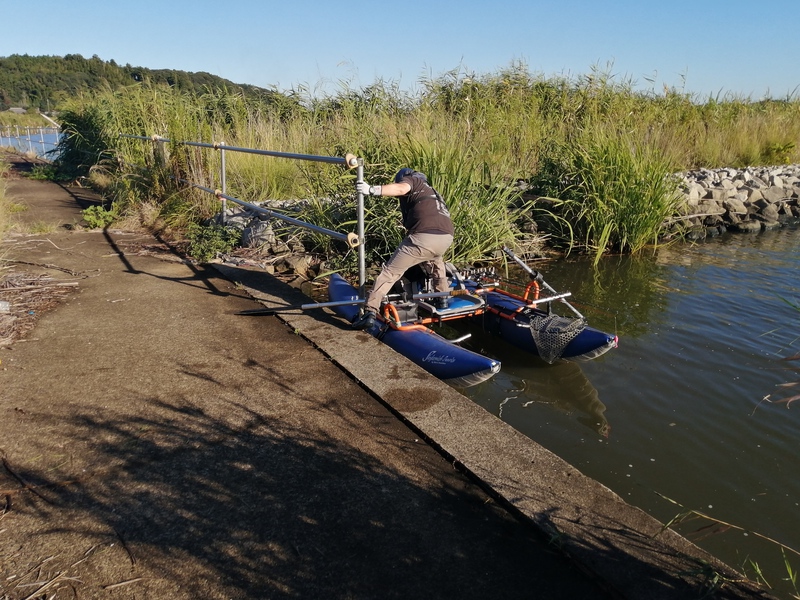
[99,228,242,302]
[1,392,610,599]
[57,182,104,211]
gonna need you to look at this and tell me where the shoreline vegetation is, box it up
[3,63,800,270]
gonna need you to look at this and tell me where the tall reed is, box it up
[0,156,10,236]
[50,65,800,265]
[532,128,683,262]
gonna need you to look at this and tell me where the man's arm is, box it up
[374,182,411,197]
[356,181,412,197]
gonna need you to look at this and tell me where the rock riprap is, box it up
[673,164,800,237]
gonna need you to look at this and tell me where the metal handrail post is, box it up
[356,159,366,294]
[118,133,364,263]
[155,135,166,167]
[219,141,227,224]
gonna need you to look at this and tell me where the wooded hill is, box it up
[0,53,282,111]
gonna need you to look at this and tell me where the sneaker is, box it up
[351,310,376,330]
[434,296,450,310]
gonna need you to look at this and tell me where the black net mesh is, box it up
[530,314,587,364]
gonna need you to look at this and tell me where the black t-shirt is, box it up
[396,172,455,236]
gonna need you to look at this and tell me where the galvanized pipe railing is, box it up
[0,126,62,158]
[119,133,367,290]
[186,181,359,248]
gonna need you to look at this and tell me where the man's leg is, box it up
[364,236,432,313]
[415,234,453,294]
[354,233,453,329]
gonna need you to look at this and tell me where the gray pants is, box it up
[364,232,453,313]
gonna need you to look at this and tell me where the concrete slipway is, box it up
[0,154,772,599]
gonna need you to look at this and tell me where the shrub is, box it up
[82,204,117,228]
[185,223,241,263]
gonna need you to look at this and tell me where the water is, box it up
[0,129,61,159]
[461,225,800,596]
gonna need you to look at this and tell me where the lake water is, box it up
[0,129,61,159]
[460,225,800,597]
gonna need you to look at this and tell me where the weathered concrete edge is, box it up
[217,264,772,600]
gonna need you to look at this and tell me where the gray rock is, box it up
[723,197,747,215]
[284,254,312,276]
[762,186,788,203]
[758,203,781,222]
[745,188,764,203]
[731,220,762,233]
[225,214,252,230]
[704,188,728,202]
[696,201,726,215]
[686,182,706,203]
[242,220,275,247]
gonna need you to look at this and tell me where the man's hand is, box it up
[356,181,382,196]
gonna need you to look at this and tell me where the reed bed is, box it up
[0,157,9,236]
[50,65,800,267]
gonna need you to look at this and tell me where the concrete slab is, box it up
[218,251,774,600]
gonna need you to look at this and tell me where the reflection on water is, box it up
[493,252,674,341]
[497,360,609,437]
[554,253,672,338]
[463,224,800,597]
[460,328,610,437]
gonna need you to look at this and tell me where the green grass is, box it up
[0,156,28,237]
[531,128,684,262]
[0,157,9,236]
[46,64,800,266]
[0,111,55,127]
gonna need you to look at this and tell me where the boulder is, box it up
[242,220,275,247]
[723,197,747,215]
[757,203,781,223]
[730,220,762,233]
[762,186,788,203]
[744,188,764,203]
[685,182,706,203]
[703,188,728,202]
[284,254,312,277]
[769,174,784,187]
[696,201,726,216]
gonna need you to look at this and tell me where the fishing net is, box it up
[530,314,587,364]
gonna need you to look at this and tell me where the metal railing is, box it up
[120,134,368,291]
[0,126,62,159]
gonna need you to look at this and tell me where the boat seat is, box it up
[419,293,485,317]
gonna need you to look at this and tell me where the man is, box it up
[351,168,455,330]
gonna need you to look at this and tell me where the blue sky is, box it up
[3,0,798,99]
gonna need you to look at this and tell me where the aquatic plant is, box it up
[530,128,683,262]
[658,491,800,599]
